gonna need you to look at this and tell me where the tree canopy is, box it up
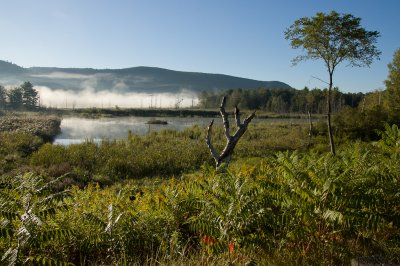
[284,11,381,73]
[384,48,400,117]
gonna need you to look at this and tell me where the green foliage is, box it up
[263,147,398,262]
[0,115,61,175]
[187,167,267,253]
[0,132,43,174]
[334,105,388,140]
[376,123,400,154]
[0,173,72,265]
[54,183,182,265]
[284,11,380,69]
[384,48,400,120]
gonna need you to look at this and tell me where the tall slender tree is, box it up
[285,11,380,155]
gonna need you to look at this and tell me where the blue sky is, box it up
[0,0,399,93]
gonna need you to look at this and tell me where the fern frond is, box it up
[83,213,107,228]
[0,227,13,238]
[0,211,19,221]
[1,247,18,266]
[38,229,73,242]
[34,173,70,195]
[37,190,70,206]
[37,207,57,218]
[21,211,43,227]
[188,217,219,237]
[322,209,344,224]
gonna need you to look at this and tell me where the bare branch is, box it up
[311,76,329,85]
[219,96,230,140]
[206,119,219,162]
[242,111,256,127]
[234,106,241,127]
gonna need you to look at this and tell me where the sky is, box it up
[0,0,399,93]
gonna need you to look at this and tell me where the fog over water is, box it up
[36,86,199,108]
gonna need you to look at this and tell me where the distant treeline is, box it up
[0,81,39,110]
[0,81,367,115]
[198,87,365,114]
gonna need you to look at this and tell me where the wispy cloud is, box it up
[30,72,92,79]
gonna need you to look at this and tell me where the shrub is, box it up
[0,132,43,174]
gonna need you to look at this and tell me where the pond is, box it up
[53,116,309,145]
[53,116,215,145]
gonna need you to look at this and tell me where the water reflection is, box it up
[53,116,213,145]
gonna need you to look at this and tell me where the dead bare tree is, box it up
[206,96,256,168]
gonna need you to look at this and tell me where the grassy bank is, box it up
[0,114,61,141]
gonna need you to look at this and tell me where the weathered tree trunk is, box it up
[206,96,256,168]
[327,72,336,156]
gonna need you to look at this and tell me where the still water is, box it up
[53,116,215,145]
[53,116,306,145]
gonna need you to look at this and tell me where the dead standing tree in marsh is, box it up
[206,96,256,168]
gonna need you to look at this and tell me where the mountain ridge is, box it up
[0,60,292,93]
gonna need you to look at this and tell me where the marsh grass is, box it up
[25,121,316,188]
[3,116,399,265]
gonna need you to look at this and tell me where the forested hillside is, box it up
[0,60,291,93]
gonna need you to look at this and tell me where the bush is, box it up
[334,106,389,140]
[0,132,43,174]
